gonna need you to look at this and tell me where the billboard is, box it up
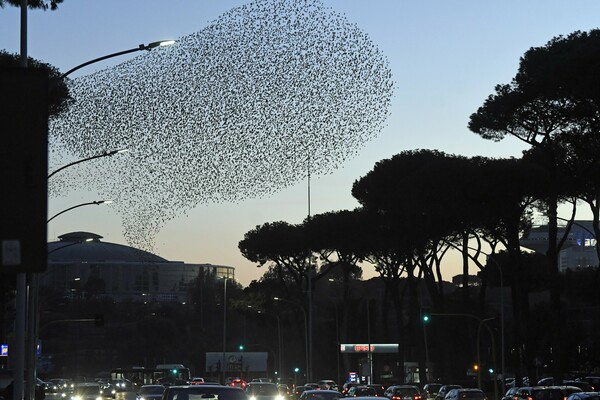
[339,344,399,353]
[206,352,268,373]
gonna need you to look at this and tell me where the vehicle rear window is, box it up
[247,385,278,395]
[458,392,485,400]
[394,388,418,396]
[532,389,563,400]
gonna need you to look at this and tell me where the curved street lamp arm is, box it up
[47,200,111,223]
[58,40,175,80]
[47,149,127,179]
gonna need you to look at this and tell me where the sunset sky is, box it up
[1,1,599,286]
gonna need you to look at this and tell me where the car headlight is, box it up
[111,390,116,395]
[96,397,102,400]
[71,396,82,400]
[61,393,66,398]
[250,396,257,400]
[276,396,284,400]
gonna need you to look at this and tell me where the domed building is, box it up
[44,231,234,302]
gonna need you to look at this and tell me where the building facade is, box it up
[44,231,234,302]
[520,220,598,272]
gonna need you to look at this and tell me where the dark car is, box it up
[444,389,486,400]
[368,385,386,397]
[567,393,600,400]
[435,386,461,400]
[161,385,248,400]
[564,383,594,393]
[347,386,376,398]
[384,385,421,400]
[579,378,600,392]
[501,387,519,400]
[513,386,568,400]
[137,385,166,400]
[422,385,442,400]
[245,382,281,400]
[342,384,360,397]
[299,390,343,400]
[295,386,311,400]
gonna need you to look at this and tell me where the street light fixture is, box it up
[58,40,176,80]
[274,297,309,381]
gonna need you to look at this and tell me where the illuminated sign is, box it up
[1,344,8,356]
[339,343,398,353]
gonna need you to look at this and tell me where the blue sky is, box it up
[1,1,599,286]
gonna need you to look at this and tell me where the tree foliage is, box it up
[0,0,63,10]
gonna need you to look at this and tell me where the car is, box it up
[305,384,321,390]
[228,379,248,390]
[579,378,600,391]
[422,384,442,400]
[246,382,283,400]
[368,385,385,397]
[435,386,461,400]
[318,381,338,391]
[277,384,290,397]
[70,383,102,400]
[341,383,360,397]
[137,385,165,400]
[347,386,377,398]
[444,388,486,400]
[513,386,568,400]
[500,387,519,400]
[294,386,311,400]
[384,385,421,400]
[99,382,117,398]
[567,393,600,400]
[190,378,205,385]
[563,383,594,393]
[299,390,343,400]
[161,384,248,400]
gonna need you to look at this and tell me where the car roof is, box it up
[303,390,340,394]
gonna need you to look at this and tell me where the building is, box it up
[44,231,234,302]
[520,220,598,272]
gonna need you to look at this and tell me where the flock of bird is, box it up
[49,0,394,251]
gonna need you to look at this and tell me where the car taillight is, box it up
[415,395,422,400]
[392,396,401,400]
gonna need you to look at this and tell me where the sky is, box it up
[1,0,599,286]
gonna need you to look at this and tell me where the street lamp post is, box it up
[222,277,228,384]
[14,38,175,400]
[274,297,308,382]
[431,312,498,400]
[258,311,282,380]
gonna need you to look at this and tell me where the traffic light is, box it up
[171,369,178,375]
[488,368,494,374]
[421,307,430,323]
[294,367,300,373]
[239,344,245,351]
[473,364,479,371]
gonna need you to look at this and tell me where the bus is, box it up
[110,365,191,387]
